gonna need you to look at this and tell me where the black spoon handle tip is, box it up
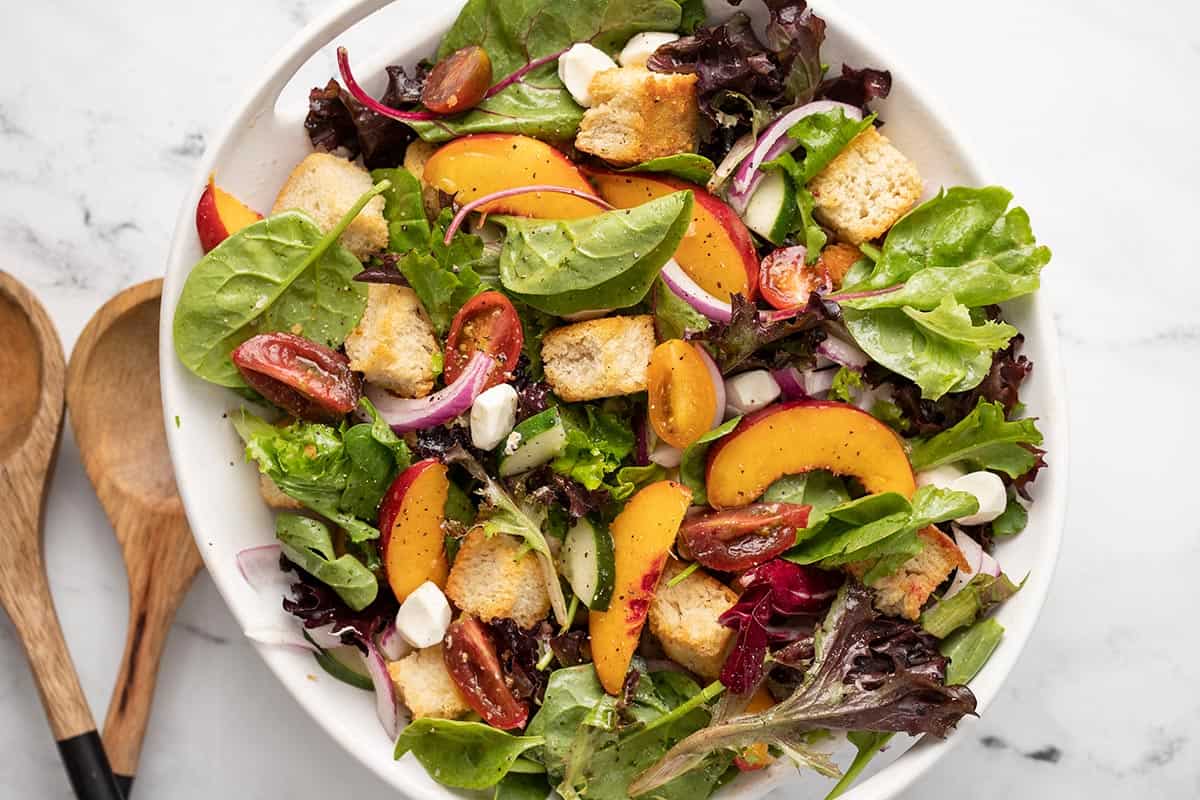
[56,731,126,800]
[115,774,133,797]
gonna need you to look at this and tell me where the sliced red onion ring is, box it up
[660,259,732,322]
[728,101,863,212]
[978,550,1002,578]
[709,131,757,193]
[236,544,285,589]
[943,526,985,600]
[243,627,319,654]
[363,638,402,738]
[650,442,683,468]
[693,344,726,429]
[444,185,612,244]
[377,622,413,661]
[367,351,494,432]
[817,335,870,371]
[772,367,807,400]
[803,367,837,398]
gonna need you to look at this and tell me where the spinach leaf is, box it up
[495,191,694,316]
[410,0,682,142]
[514,300,558,380]
[843,299,1016,400]
[494,772,552,800]
[174,182,387,388]
[370,167,429,252]
[677,0,707,34]
[394,719,544,790]
[920,572,1021,638]
[233,410,379,542]
[653,278,710,341]
[908,399,1044,478]
[678,416,741,506]
[339,398,413,519]
[275,514,377,611]
[620,153,716,184]
[552,405,635,492]
[762,471,850,529]
[941,617,1005,685]
[991,491,1028,537]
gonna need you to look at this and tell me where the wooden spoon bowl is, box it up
[67,278,203,795]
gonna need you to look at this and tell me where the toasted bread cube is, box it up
[272,152,388,260]
[575,68,699,165]
[258,474,305,511]
[854,527,968,620]
[388,645,471,720]
[542,315,656,402]
[648,560,737,679]
[343,284,439,398]
[808,126,922,245]
[445,528,550,629]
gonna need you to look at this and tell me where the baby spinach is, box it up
[653,278,710,341]
[410,0,683,142]
[762,470,851,529]
[991,491,1028,537]
[908,399,1044,478]
[920,572,1021,639]
[393,719,545,790]
[173,181,388,388]
[941,617,1005,685]
[494,772,552,800]
[620,154,716,184]
[275,514,377,610]
[339,398,413,519]
[495,191,693,315]
[370,167,429,252]
[678,416,741,507]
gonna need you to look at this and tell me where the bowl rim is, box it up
[158,1,1069,797]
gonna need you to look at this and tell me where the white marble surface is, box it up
[1,0,1198,797]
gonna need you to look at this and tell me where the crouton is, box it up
[575,68,699,165]
[853,527,968,620]
[542,315,656,402]
[343,284,439,398]
[272,152,388,260]
[388,645,471,720]
[809,126,922,245]
[648,560,737,679]
[258,474,304,511]
[445,528,550,629]
[403,139,444,219]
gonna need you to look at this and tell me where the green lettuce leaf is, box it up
[611,464,667,501]
[828,367,864,403]
[941,618,1005,684]
[275,514,377,611]
[392,208,490,335]
[370,167,430,252]
[394,719,544,790]
[678,416,742,506]
[762,471,851,529]
[908,399,1044,478]
[653,278,711,341]
[920,572,1021,638]
[552,406,636,492]
[991,491,1028,537]
[620,153,716,184]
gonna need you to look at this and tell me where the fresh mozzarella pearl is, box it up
[725,370,781,417]
[557,43,618,107]
[560,308,613,322]
[950,471,1008,525]
[394,581,453,648]
[618,31,680,68]
[915,463,968,490]
[470,383,518,451]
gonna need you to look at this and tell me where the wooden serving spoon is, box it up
[66,278,203,796]
[0,271,126,800]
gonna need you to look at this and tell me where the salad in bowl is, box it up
[169,0,1053,798]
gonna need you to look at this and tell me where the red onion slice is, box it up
[236,544,285,589]
[816,335,870,371]
[367,351,494,433]
[363,638,402,738]
[377,622,413,661]
[772,367,807,400]
[650,442,684,468]
[978,550,1002,578]
[709,131,757,193]
[243,627,320,654]
[660,259,732,322]
[693,344,727,429]
[943,526,985,600]
[803,367,837,398]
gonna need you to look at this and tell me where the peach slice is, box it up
[589,480,692,694]
[706,401,916,510]
[590,171,759,302]
[195,176,262,253]
[421,134,599,218]
[378,459,450,602]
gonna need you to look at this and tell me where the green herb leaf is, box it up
[908,399,1044,478]
[920,572,1021,638]
[275,515,377,610]
[611,463,667,502]
[552,406,635,491]
[678,416,742,506]
[941,618,1005,685]
[394,719,544,790]
[620,154,716,184]
[495,191,694,316]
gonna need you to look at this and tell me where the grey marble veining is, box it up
[2,0,1198,797]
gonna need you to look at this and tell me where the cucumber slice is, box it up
[498,407,567,478]
[312,644,374,691]
[561,518,616,611]
[742,171,796,245]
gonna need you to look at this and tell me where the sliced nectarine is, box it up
[379,459,450,602]
[590,171,759,302]
[589,480,692,694]
[735,687,778,770]
[195,176,262,253]
[422,134,599,218]
[706,401,916,510]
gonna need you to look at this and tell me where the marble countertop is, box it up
[2,0,1198,797]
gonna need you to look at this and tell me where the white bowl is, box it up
[159,1,1068,797]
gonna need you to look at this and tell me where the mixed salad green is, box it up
[174,1,1051,798]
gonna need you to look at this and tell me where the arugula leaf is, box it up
[174,181,388,387]
[552,406,635,492]
[941,618,1005,685]
[908,399,1044,478]
[370,167,429,252]
[679,416,742,506]
[653,278,711,341]
[394,719,544,790]
[920,572,1021,638]
[275,515,377,611]
[620,153,716,184]
[410,0,682,142]
[495,192,693,316]
[232,410,379,542]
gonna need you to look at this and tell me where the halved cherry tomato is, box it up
[444,291,524,390]
[443,616,529,730]
[231,332,361,422]
[421,45,493,115]
[677,503,811,572]
[647,340,719,449]
[760,242,861,310]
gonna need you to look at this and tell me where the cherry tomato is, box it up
[647,340,719,449]
[421,45,493,115]
[444,291,524,390]
[443,616,529,730]
[231,332,361,422]
[677,503,811,572]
